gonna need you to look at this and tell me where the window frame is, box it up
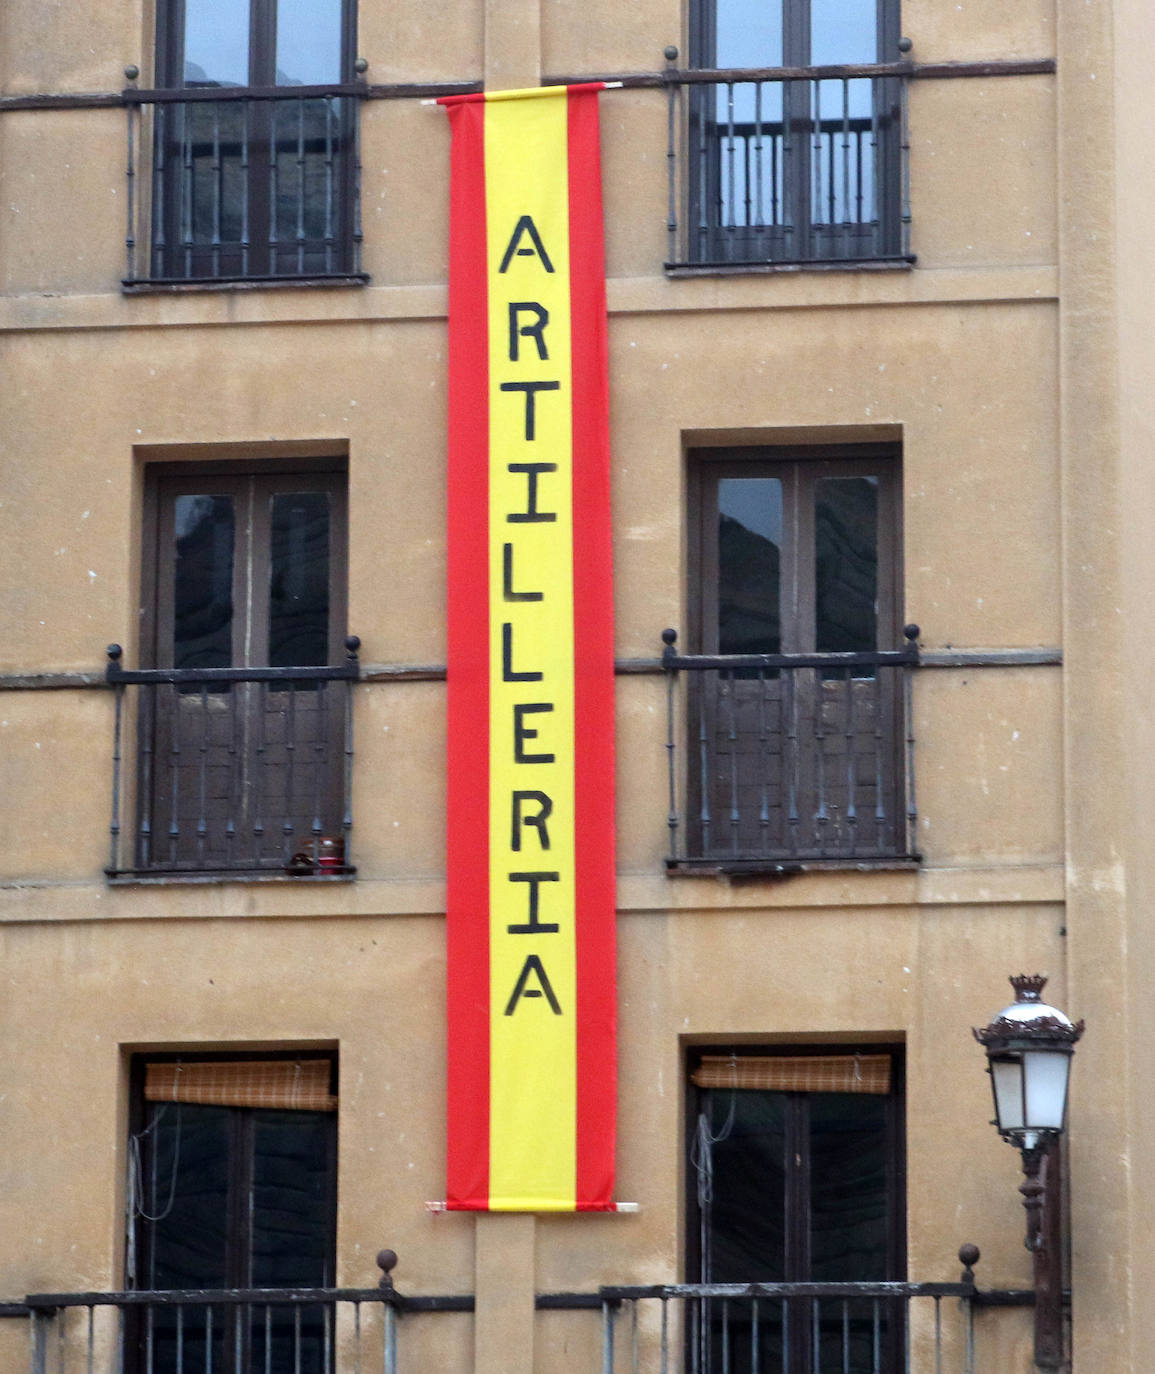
[684,0,905,268]
[128,1050,339,1290]
[130,458,351,875]
[684,1043,907,1372]
[689,443,903,660]
[149,0,361,283]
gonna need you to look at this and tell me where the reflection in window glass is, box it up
[269,492,331,667]
[275,0,344,85]
[173,495,235,671]
[714,0,783,68]
[183,0,251,86]
[717,477,782,655]
[814,476,878,654]
[811,0,878,64]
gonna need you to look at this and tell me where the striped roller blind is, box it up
[144,1059,337,1111]
[691,1054,892,1095]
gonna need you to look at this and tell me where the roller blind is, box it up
[144,1059,337,1111]
[691,1053,891,1095]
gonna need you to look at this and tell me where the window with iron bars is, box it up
[679,0,908,268]
[128,0,364,287]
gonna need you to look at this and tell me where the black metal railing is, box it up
[122,80,367,286]
[27,1285,399,1374]
[662,627,919,867]
[662,51,911,268]
[105,638,360,877]
[597,1279,976,1374]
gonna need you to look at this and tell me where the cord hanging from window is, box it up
[690,1052,740,1210]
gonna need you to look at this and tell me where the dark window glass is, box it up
[717,477,782,656]
[173,495,235,672]
[808,1092,889,1281]
[706,1091,787,1281]
[269,492,331,668]
[814,475,878,656]
[251,1111,333,1286]
[144,1104,232,1288]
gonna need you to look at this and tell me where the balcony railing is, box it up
[20,1266,998,1373]
[26,1284,399,1374]
[599,1280,977,1374]
[662,55,911,269]
[105,638,360,878]
[662,627,919,869]
[122,82,367,287]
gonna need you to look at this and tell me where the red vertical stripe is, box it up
[567,87,618,1211]
[444,97,492,1212]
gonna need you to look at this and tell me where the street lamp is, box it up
[974,974,1083,1370]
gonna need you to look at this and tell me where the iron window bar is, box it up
[660,50,912,271]
[27,1286,400,1374]
[122,79,368,287]
[662,626,920,868]
[106,638,360,879]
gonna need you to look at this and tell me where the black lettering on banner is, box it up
[503,954,563,1015]
[502,623,543,683]
[503,542,544,601]
[499,381,560,442]
[511,790,553,851]
[506,463,558,523]
[508,302,550,362]
[498,216,556,274]
[514,703,555,763]
[506,871,561,933]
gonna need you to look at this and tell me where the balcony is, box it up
[104,640,360,879]
[661,628,919,871]
[661,58,911,271]
[17,1254,1020,1373]
[122,82,367,288]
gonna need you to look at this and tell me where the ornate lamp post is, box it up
[974,974,1083,1370]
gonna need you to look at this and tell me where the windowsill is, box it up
[122,273,370,295]
[666,856,921,881]
[665,256,916,278]
[106,868,357,886]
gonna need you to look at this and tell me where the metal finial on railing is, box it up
[958,1243,980,1285]
[377,1249,398,1290]
[345,634,362,665]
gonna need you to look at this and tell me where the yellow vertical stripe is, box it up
[485,91,578,1209]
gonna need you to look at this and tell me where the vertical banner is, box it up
[440,85,617,1212]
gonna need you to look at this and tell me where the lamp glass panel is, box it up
[991,1058,1024,1131]
[1023,1050,1070,1130]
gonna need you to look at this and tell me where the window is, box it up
[684,0,905,266]
[127,1054,337,1373]
[681,446,910,864]
[687,1047,905,1373]
[147,0,361,283]
[125,463,351,875]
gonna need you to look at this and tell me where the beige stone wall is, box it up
[6,0,1146,1367]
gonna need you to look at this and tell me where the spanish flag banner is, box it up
[439,84,617,1212]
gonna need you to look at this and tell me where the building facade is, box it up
[1,0,1152,1369]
